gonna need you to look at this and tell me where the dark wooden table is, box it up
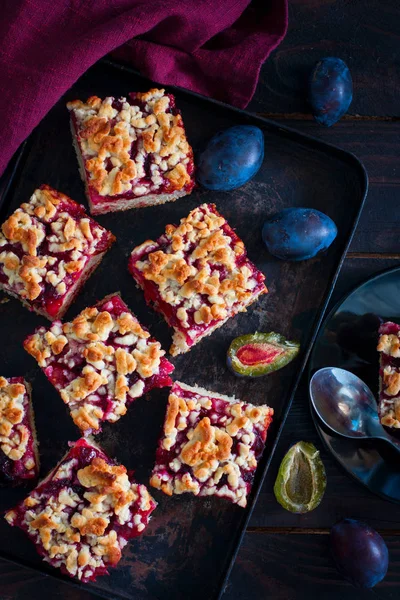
[1,1,400,598]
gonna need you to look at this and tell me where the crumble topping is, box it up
[0,376,38,481]
[0,377,29,461]
[24,294,173,433]
[5,440,156,582]
[382,366,400,396]
[67,89,193,198]
[0,185,114,315]
[377,333,400,357]
[129,204,267,355]
[150,382,273,507]
[377,322,400,428]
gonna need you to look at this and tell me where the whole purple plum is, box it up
[309,57,353,126]
[262,207,337,261]
[197,125,264,191]
[330,519,389,588]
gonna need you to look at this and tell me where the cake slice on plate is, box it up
[5,437,156,582]
[0,376,39,485]
[150,381,273,507]
[129,203,267,356]
[377,321,400,427]
[67,89,195,215]
[0,185,115,320]
[24,293,174,435]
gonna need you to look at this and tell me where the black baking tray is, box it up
[0,59,368,600]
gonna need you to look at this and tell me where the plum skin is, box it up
[309,57,353,127]
[262,207,337,261]
[227,332,300,378]
[197,125,264,191]
[330,519,389,588]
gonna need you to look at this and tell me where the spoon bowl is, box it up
[310,367,400,454]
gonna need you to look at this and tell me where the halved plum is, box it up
[227,332,300,377]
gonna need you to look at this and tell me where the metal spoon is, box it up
[310,366,400,454]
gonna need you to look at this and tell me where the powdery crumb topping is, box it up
[5,441,156,582]
[150,382,273,507]
[24,296,171,433]
[0,377,30,462]
[0,185,114,308]
[67,89,193,198]
[130,204,267,354]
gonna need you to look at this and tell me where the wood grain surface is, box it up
[1,0,399,598]
[248,0,400,117]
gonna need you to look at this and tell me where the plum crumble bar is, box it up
[377,321,400,428]
[150,382,273,507]
[0,185,115,320]
[5,438,156,582]
[0,377,39,484]
[67,89,195,215]
[24,293,174,434]
[129,203,267,356]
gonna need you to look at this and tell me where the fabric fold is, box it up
[0,0,287,176]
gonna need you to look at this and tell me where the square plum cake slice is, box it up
[5,437,157,582]
[67,89,195,215]
[129,203,267,356]
[150,382,273,507]
[0,376,39,485]
[0,185,115,320]
[377,321,400,427]
[24,293,174,434]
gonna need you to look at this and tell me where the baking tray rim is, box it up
[0,58,369,600]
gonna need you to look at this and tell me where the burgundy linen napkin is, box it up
[0,0,287,176]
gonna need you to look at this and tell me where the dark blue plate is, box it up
[309,266,400,503]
